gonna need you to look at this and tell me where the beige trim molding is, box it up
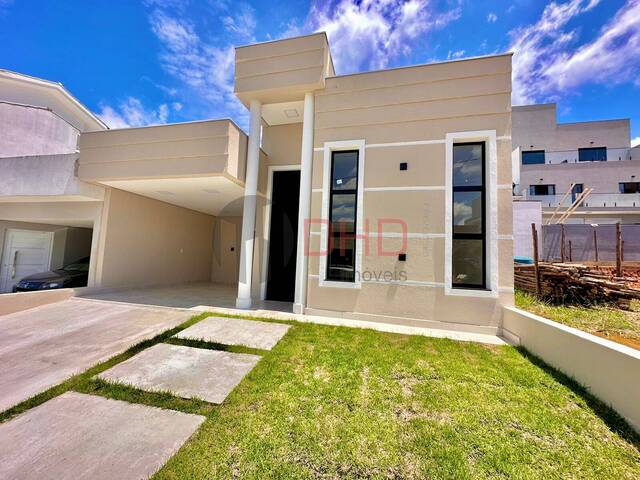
[319,139,366,289]
[444,130,499,299]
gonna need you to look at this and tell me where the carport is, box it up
[77,120,249,292]
[0,152,104,292]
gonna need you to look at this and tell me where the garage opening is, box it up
[0,222,93,293]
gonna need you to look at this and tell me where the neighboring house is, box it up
[1,33,515,335]
[0,70,106,292]
[512,103,640,225]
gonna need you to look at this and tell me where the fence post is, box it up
[560,224,566,263]
[616,222,622,277]
[593,228,599,263]
[568,240,572,262]
[532,223,541,296]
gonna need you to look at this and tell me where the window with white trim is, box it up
[452,142,486,289]
[327,150,359,282]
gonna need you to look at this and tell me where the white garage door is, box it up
[0,229,54,293]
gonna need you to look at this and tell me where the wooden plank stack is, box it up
[515,262,640,308]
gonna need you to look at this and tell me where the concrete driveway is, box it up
[0,298,192,412]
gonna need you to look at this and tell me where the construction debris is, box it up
[514,262,640,308]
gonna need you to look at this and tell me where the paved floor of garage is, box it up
[0,298,192,412]
[79,282,293,312]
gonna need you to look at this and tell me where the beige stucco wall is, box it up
[512,104,630,152]
[234,33,334,105]
[78,120,247,183]
[95,188,214,288]
[211,216,242,285]
[304,54,513,329]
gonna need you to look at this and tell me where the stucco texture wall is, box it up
[96,188,215,288]
[0,102,78,157]
[306,54,514,330]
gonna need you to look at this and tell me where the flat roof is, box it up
[327,51,513,80]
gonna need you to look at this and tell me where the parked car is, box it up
[12,257,90,292]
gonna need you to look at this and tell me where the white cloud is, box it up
[147,6,249,124]
[447,49,465,59]
[509,0,601,104]
[632,136,640,147]
[510,0,640,105]
[487,12,497,23]
[545,0,640,91]
[222,3,256,42]
[97,97,169,129]
[290,0,462,74]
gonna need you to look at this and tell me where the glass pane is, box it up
[452,239,484,287]
[330,194,356,233]
[453,143,483,187]
[332,151,358,190]
[578,147,607,162]
[328,237,355,282]
[529,184,555,196]
[619,182,639,194]
[522,150,545,165]
[453,191,482,234]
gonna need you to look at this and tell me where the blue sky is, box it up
[1,0,638,145]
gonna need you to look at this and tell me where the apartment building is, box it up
[513,103,640,224]
[1,33,515,334]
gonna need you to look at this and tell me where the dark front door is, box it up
[266,170,300,302]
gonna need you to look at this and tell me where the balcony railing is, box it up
[527,193,640,208]
[521,147,636,165]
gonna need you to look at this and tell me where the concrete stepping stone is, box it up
[0,391,204,480]
[174,316,290,350]
[97,343,260,403]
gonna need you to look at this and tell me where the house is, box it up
[1,33,515,335]
[512,103,640,225]
[0,70,107,292]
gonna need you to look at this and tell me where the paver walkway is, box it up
[97,343,261,403]
[0,298,192,412]
[0,392,204,480]
[175,316,291,350]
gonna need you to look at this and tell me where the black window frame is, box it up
[619,182,640,194]
[522,150,546,165]
[578,147,607,162]
[326,149,359,282]
[529,184,556,196]
[452,142,486,290]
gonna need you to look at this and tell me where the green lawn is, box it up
[2,312,639,479]
[515,289,640,350]
[154,316,639,479]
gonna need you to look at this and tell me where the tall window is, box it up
[578,147,607,162]
[522,150,545,165]
[452,142,485,289]
[327,150,358,282]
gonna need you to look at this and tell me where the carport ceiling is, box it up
[102,176,245,216]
